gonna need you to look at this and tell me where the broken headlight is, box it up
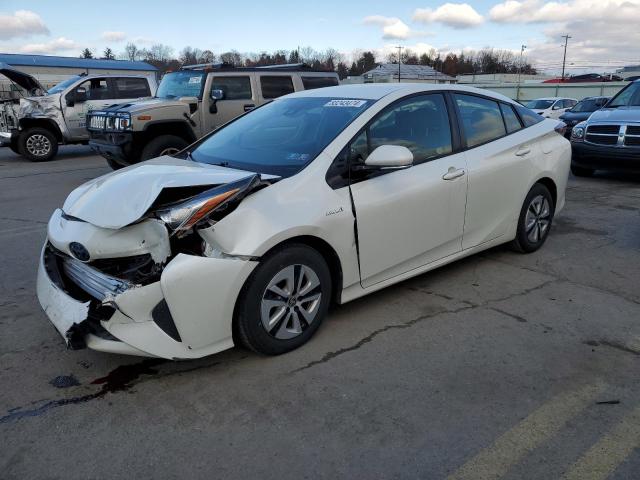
[155,174,261,235]
[113,112,132,130]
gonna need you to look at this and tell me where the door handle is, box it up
[515,147,531,156]
[442,167,466,180]
[243,104,255,112]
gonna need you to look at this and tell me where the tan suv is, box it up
[87,64,339,168]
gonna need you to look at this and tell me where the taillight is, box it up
[555,121,567,137]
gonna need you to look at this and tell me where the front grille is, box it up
[626,125,640,135]
[89,115,106,129]
[587,125,620,135]
[624,136,640,146]
[585,134,619,145]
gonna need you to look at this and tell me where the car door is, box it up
[550,99,566,119]
[63,77,120,139]
[202,74,256,133]
[348,93,468,288]
[454,94,537,249]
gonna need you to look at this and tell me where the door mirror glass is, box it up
[365,145,413,169]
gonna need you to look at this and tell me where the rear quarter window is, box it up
[515,105,545,127]
[301,76,339,90]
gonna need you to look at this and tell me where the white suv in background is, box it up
[525,97,578,119]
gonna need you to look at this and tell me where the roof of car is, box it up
[287,83,518,104]
[0,53,157,71]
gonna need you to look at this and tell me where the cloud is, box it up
[363,15,430,39]
[487,0,640,72]
[413,3,484,28]
[489,0,640,24]
[18,37,79,55]
[0,10,49,40]
[101,31,126,42]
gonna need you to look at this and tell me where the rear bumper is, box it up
[571,141,640,172]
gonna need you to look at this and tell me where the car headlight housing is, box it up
[571,122,586,140]
[114,113,131,130]
[155,174,262,235]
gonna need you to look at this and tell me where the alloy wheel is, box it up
[525,194,551,243]
[26,134,51,157]
[159,147,181,156]
[260,264,322,340]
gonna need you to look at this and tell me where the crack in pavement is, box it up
[0,165,107,180]
[0,216,47,225]
[292,279,560,373]
[584,340,640,356]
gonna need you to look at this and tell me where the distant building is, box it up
[0,53,157,97]
[359,64,456,84]
[456,73,553,84]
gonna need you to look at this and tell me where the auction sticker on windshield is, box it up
[189,76,202,84]
[324,99,367,108]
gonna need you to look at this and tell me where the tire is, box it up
[140,135,188,161]
[18,127,58,162]
[571,165,595,177]
[511,183,555,253]
[9,138,21,155]
[235,244,332,355]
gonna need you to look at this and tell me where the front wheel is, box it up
[511,183,555,253]
[18,127,58,162]
[235,244,332,355]
[140,135,188,161]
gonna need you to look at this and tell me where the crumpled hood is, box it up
[587,106,640,124]
[19,94,61,117]
[63,157,277,229]
[100,97,190,115]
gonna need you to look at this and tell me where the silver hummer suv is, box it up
[86,63,339,169]
[0,63,156,162]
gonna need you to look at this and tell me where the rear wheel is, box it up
[140,135,188,161]
[571,165,595,177]
[19,127,58,162]
[236,244,332,355]
[105,156,126,170]
[511,183,555,253]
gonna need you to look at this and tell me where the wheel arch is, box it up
[534,176,558,208]
[141,121,197,143]
[19,118,63,142]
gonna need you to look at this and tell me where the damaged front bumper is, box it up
[36,210,258,359]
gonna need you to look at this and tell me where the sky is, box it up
[1,0,640,75]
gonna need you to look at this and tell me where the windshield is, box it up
[608,82,640,107]
[190,97,374,177]
[156,71,205,99]
[571,98,606,113]
[47,75,81,95]
[526,99,554,109]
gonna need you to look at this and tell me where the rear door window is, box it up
[211,76,252,100]
[515,105,545,127]
[301,76,339,90]
[260,76,295,99]
[454,94,506,148]
[113,77,151,99]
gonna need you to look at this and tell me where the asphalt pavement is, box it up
[1,145,639,479]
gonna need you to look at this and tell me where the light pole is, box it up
[518,44,527,84]
[561,35,571,80]
[396,46,403,82]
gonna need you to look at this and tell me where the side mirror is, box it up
[75,87,87,103]
[209,89,224,114]
[364,145,413,169]
[552,103,562,110]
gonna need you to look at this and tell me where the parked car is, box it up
[0,66,156,161]
[37,83,570,359]
[570,80,640,176]
[543,74,623,83]
[525,97,578,119]
[87,63,340,169]
[558,96,610,137]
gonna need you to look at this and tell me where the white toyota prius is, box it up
[37,84,570,359]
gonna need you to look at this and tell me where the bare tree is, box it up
[124,43,139,61]
[102,47,115,60]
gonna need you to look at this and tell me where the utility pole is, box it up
[561,35,571,81]
[396,46,403,82]
[517,44,527,84]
